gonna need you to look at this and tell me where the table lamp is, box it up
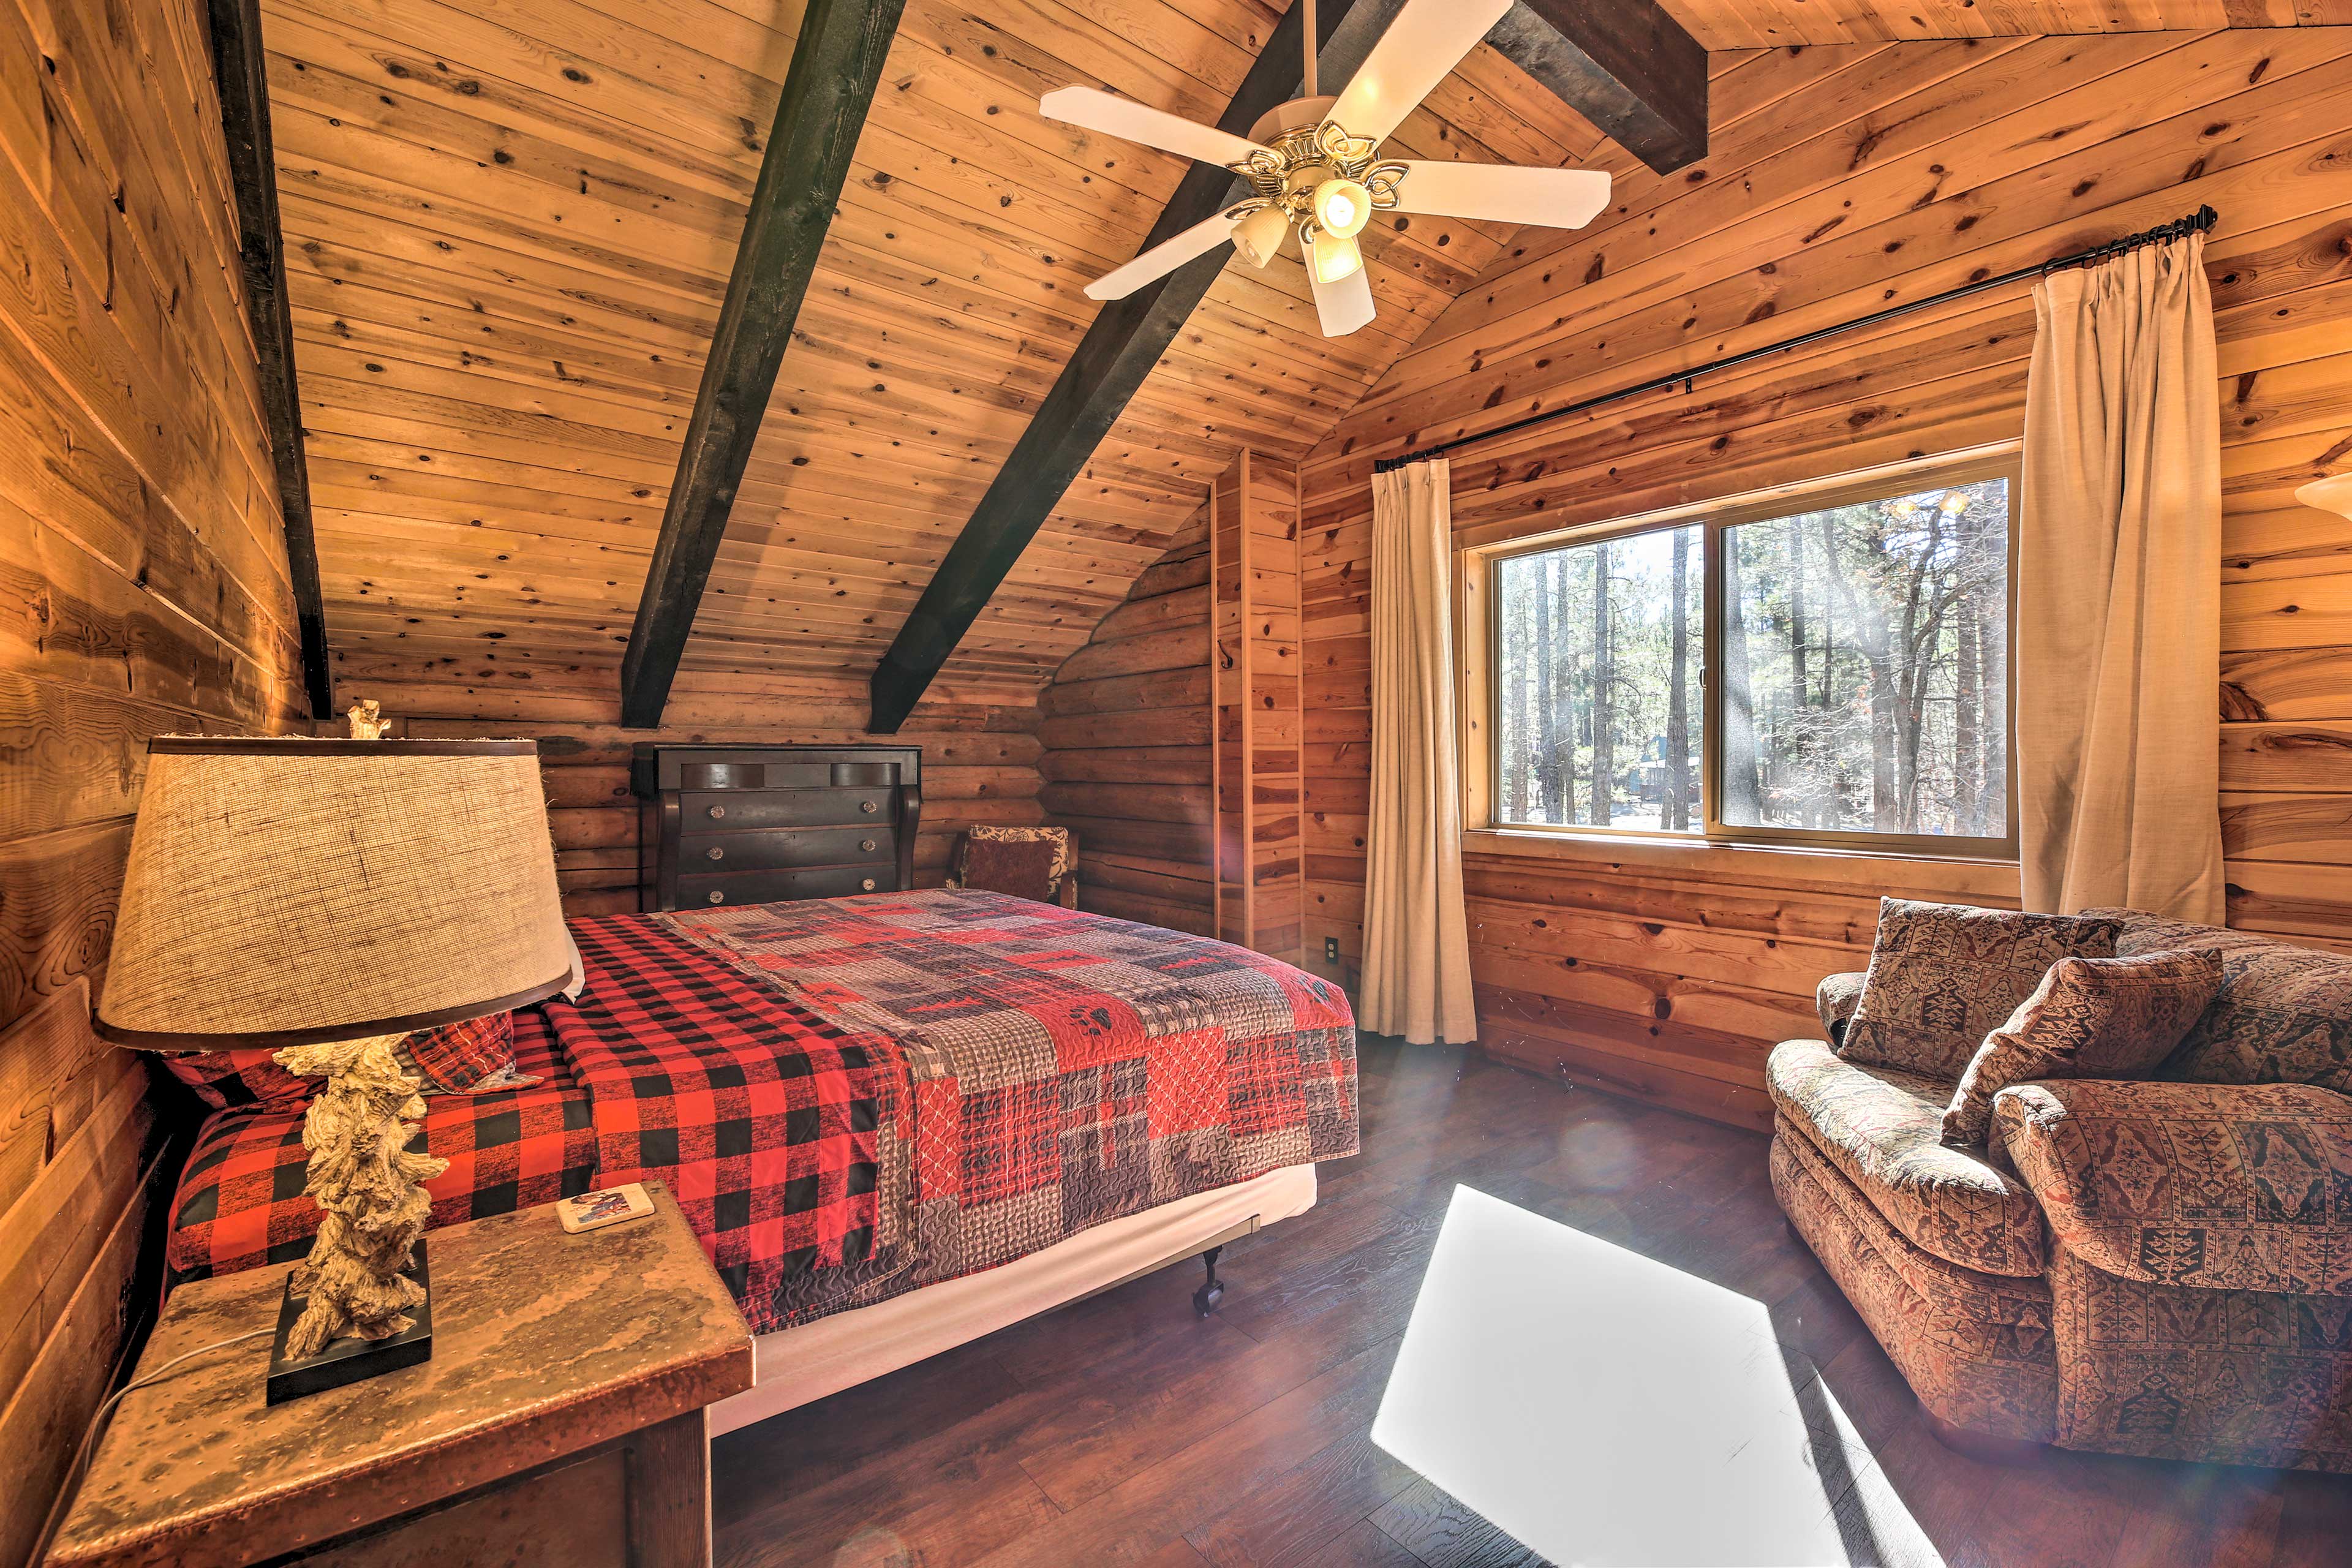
[95,737,571,1403]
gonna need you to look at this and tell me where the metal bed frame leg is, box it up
[1193,1246,1226,1317]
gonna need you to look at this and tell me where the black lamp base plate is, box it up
[266,1240,433,1405]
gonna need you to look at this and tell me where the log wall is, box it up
[1036,513,1216,937]
[0,0,309,1554]
[1295,30,2352,1129]
[330,666,1047,915]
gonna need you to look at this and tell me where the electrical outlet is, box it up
[1324,936,1340,963]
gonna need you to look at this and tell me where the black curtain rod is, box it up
[1373,203,2219,475]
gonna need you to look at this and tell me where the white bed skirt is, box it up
[709,1163,1319,1437]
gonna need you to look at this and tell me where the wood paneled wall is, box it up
[1210,453,1305,963]
[332,667,1047,916]
[1,0,308,1554]
[1036,513,1216,937]
[1295,29,2352,1128]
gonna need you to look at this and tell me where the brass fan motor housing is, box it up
[1223,116,1406,247]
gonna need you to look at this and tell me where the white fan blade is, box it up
[1039,86,1269,168]
[1323,0,1513,148]
[1390,161,1611,228]
[1084,213,1238,301]
[1309,258,1376,337]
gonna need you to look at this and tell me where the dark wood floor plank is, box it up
[709,1336,1026,1521]
[1296,1520,1431,1568]
[710,1046,2352,1568]
[1368,1479,1545,1568]
[2269,1468,2352,1568]
[1006,1315,1341,1509]
[970,1337,1408,1567]
[1183,1425,1419,1568]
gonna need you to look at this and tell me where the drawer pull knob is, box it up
[707,891,725,905]
[707,805,726,820]
[860,799,878,814]
[861,839,876,853]
[706,847,724,861]
[861,878,876,891]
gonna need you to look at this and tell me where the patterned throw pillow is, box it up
[1840,899,2125,1078]
[1940,949,2223,1147]
[398,1011,538,1095]
[948,826,1074,903]
[2085,910,2352,1093]
[160,1050,317,1114]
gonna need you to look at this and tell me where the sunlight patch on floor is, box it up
[1371,1185,1942,1567]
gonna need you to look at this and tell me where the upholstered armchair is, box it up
[1771,911,2352,1472]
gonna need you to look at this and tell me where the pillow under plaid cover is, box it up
[165,1008,597,1290]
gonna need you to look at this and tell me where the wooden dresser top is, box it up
[48,1184,750,1568]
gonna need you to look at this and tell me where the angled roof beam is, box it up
[1487,0,1707,175]
[208,0,333,720]
[619,0,907,729]
[865,0,1408,734]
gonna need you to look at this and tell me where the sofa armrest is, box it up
[1992,1077,2352,1295]
[1816,971,1868,1048]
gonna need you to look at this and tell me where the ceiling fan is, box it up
[1039,0,1611,338]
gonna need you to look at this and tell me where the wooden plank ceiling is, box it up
[266,0,1611,701]
[1660,0,2351,45]
[267,0,2333,705]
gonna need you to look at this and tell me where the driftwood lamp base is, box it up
[266,1242,433,1405]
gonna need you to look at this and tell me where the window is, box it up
[1473,453,2016,856]
[1492,525,1703,831]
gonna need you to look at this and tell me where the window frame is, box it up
[1458,445,2022,861]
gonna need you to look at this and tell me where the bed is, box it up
[164,888,1359,1427]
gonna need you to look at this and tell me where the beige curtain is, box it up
[1362,459,1477,1045]
[2019,233,2225,923]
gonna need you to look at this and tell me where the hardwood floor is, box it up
[710,1039,2352,1567]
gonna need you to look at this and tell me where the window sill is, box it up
[1460,827,2021,901]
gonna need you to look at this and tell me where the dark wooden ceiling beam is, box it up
[1488,0,1708,175]
[619,0,907,729]
[864,0,1706,731]
[206,0,333,720]
[865,0,1408,734]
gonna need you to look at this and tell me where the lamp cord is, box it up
[29,1329,275,1566]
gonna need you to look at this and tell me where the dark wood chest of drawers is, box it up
[630,744,922,911]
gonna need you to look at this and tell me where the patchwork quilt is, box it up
[163,891,1358,1335]
[556,889,1358,1332]
[166,1010,598,1289]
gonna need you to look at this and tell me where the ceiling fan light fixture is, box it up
[1311,176,1371,239]
[1231,203,1292,269]
[1310,228,1364,285]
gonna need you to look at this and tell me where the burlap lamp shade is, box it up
[95,737,574,1400]
[96,739,571,1047]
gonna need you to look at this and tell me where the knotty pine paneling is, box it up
[1209,453,1305,962]
[260,0,1613,699]
[0,0,309,1553]
[330,666,1047,915]
[1656,0,2350,50]
[1295,29,2352,1127]
[1035,514,1216,937]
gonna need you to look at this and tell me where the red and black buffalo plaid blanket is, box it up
[549,889,1357,1333]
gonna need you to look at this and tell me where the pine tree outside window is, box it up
[1466,451,2018,858]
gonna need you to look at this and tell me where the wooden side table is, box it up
[46,1182,750,1568]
